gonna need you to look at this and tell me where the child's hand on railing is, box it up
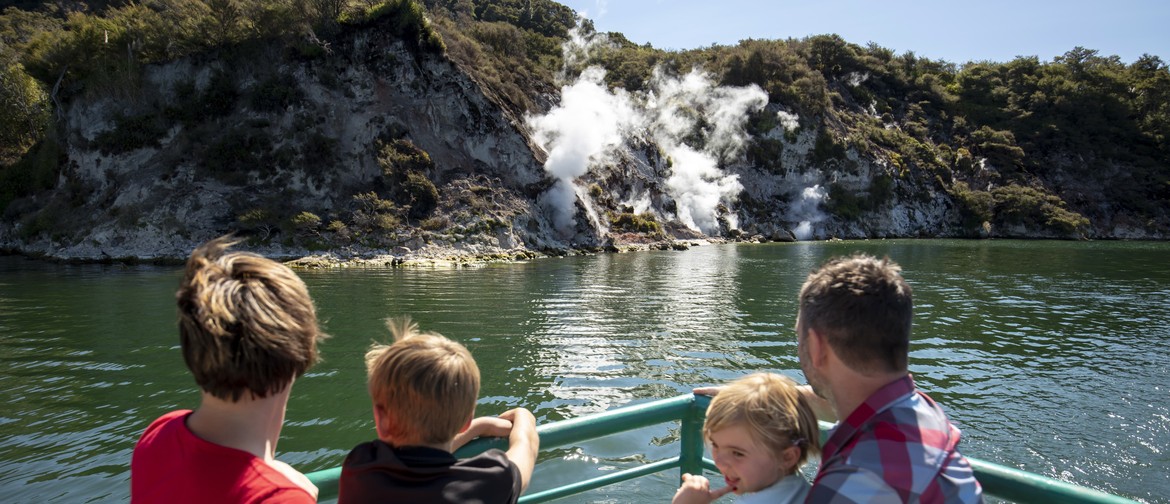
[470,415,515,438]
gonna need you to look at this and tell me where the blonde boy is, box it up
[674,373,821,504]
[338,319,539,504]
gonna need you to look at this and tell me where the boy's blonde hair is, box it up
[176,236,324,402]
[704,373,821,469]
[365,318,480,445]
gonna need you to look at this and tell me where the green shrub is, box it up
[201,131,275,184]
[826,183,864,220]
[301,132,338,172]
[378,138,434,176]
[812,129,847,165]
[201,70,241,119]
[825,175,893,221]
[341,0,446,54]
[991,184,1088,235]
[747,137,784,173]
[403,171,439,219]
[0,129,62,212]
[950,181,993,231]
[92,113,167,155]
[352,191,395,213]
[420,215,450,230]
[609,211,663,236]
[16,196,68,240]
[326,219,347,232]
[291,211,321,233]
[167,71,239,127]
[325,219,351,243]
[236,207,278,239]
[870,173,893,205]
[248,76,304,112]
[350,191,400,231]
[0,55,49,164]
[970,126,1025,172]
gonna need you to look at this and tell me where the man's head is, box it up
[365,319,480,446]
[796,254,913,380]
[177,236,324,402]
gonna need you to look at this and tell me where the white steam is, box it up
[646,67,766,233]
[622,193,652,215]
[527,26,767,236]
[791,185,827,241]
[529,66,639,234]
[777,110,800,133]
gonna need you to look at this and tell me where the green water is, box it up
[1,240,1168,503]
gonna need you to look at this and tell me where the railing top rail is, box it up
[453,393,697,458]
[305,393,1137,503]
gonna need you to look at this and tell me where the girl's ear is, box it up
[779,444,802,474]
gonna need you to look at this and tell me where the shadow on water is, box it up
[1,240,1167,502]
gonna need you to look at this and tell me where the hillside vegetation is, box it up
[1,0,1167,260]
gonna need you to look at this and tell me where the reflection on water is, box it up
[1,240,1168,503]
[528,245,747,418]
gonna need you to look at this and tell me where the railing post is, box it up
[678,393,710,478]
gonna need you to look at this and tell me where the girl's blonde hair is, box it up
[703,373,821,469]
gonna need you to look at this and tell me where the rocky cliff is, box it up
[1,10,1165,263]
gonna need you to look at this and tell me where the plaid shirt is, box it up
[807,375,983,503]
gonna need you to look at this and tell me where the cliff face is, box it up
[1,23,567,260]
[1,18,1164,262]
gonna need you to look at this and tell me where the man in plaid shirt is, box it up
[796,254,983,503]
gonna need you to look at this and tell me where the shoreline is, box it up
[14,233,1166,269]
[0,235,767,269]
[281,238,737,269]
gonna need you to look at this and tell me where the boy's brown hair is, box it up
[703,373,821,469]
[797,253,913,374]
[176,236,324,402]
[365,319,480,445]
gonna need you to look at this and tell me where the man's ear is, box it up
[806,327,829,367]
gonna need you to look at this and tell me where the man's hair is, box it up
[704,373,821,468]
[365,318,480,445]
[176,236,324,402]
[797,253,912,374]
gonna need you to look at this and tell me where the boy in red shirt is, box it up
[131,236,327,503]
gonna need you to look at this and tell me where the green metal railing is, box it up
[305,393,1137,503]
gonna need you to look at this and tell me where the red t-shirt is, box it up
[131,410,315,504]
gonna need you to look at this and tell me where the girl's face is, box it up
[708,423,793,495]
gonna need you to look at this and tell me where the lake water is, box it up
[1,240,1167,503]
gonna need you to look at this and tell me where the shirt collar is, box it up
[821,374,916,459]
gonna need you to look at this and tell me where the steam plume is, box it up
[791,185,827,241]
[527,25,767,236]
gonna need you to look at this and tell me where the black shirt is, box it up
[338,440,522,504]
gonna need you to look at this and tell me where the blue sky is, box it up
[557,0,1168,65]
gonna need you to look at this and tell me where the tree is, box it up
[803,34,860,80]
[1128,54,1170,144]
[0,54,49,164]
